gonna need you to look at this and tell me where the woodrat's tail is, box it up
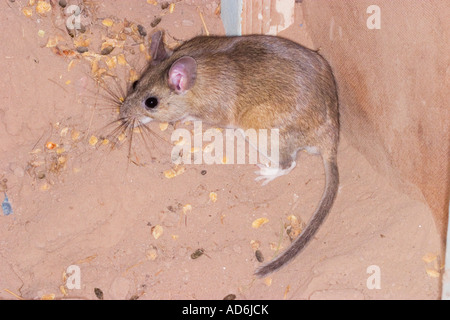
[254,157,339,277]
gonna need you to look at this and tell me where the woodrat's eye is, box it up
[144,97,159,110]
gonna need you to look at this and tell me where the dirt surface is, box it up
[0,0,442,300]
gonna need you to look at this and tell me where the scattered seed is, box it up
[22,7,33,18]
[89,136,98,146]
[223,294,236,300]
[117,54,127,65]
[46,142,57,150]
[250,240,260,251]
[151,225,164,239]
[426,268,440,278]
[264,277,272,286]
[129,69,139,82]
[36,1,52,15]
[59,285,67,296]
[105,56,117,69]
[102,18,114,27]
[118,132,126,142]
[252,217,269,229]
[0,179,7,192]
[60,127,69,137]
[283,285,291,299]
[59,0,67,8]
[215,4,221,16]
[182,204,192,214]
[161,1,169,10]
[159,122,169,131]
[68,60,79,72]
[94,288,104,300]
[422,252,438,263]
[58,155,67,165]
[146,247,158,261]
[46,35,61,48]
[41,293,55,300]
[71,130,80,141]
[201,170,207,175]
[209,192,217,203]
[164,166,185,179]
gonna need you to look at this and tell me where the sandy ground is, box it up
[0,0,442,300]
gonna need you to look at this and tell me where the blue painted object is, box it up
[220,0,243,36]
[2,193,13,216]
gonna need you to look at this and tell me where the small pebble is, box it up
[161,2,169,10]
[190,248,205,259]
[94,288,104,300]
[37,171,46,180]
[78,24,86,33]
[101,46,114,55]
[66,27,75,38]
[150,17,161,28]
[2,193,13,216]
[76,46,89,53]
[255,250,264,262]
[137,24,147,37]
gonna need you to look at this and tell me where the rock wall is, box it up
[302,0,449,234]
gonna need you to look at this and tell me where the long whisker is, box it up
[87,70,175,166]
[107,74,127,100]
[96,78,125,104]
[134,120,158,159]
[139,123,171,146]
[82,86,122,105]
[127,118,136,161]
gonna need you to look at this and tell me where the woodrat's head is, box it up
[119,31,197,127]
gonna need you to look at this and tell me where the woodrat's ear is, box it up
[150,30,171,63]
[168,56,197,93]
